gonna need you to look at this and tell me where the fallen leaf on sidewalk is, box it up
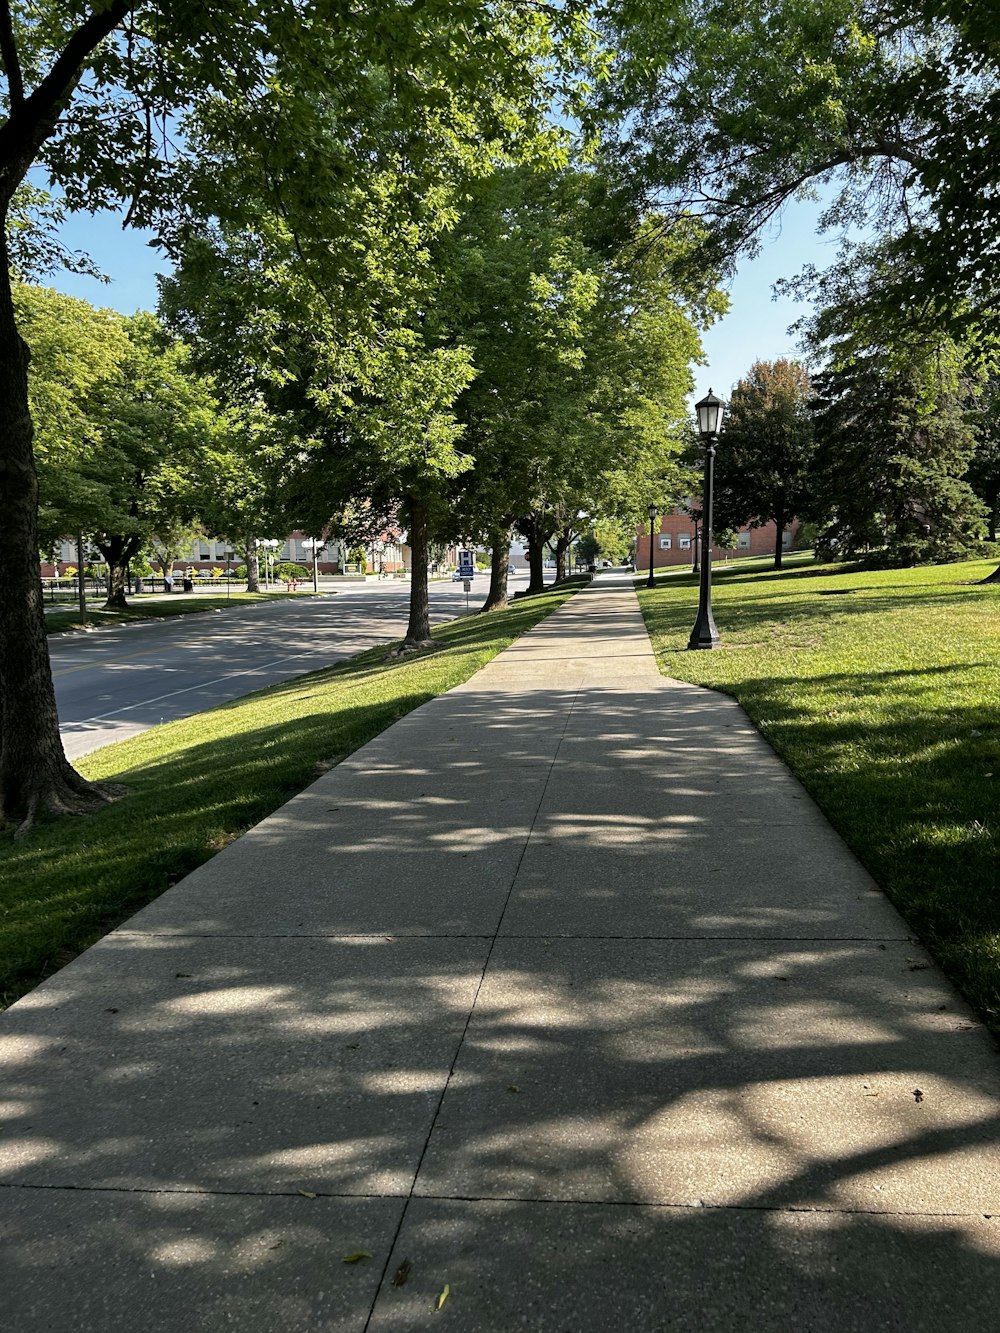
[298,1189,317,1199]
[392,1258,413,1287]
[913,1088,924,1102]
[436,1284,450,1311]
[268,1240,286,1251]
[343,1251,372,1264]
[507,1085,521,1094]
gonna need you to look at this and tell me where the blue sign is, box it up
[458,547,475,576]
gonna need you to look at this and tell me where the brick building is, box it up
[635,508,800,572]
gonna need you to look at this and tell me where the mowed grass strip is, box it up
[1,584,577,1008]
[45,590,303,635]
[637,558,1000,1030]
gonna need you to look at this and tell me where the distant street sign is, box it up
[463,579,471,593]
[457,547,475,577]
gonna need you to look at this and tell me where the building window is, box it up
[679,534,691,550]
[659,535,672,550]
[737,531,752,549]
[782,530,793,548]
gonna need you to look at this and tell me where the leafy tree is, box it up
[595,0,1000,339]
[430,165,723,606]
[0,0,593,830]
[86,313,217,608]
[16,285,215,605]
[12,283,130,552]
[713,359,815,569]
[809,338,987,564]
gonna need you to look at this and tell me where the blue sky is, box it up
[51,196,840,400]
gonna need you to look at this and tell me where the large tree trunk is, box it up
[404,494,432,645]
[522,512,548,594]
[773,507,785,570]
[480,529,511,613]
[551,526,572,583]
[76,531,87,621]
[0,228,121,835]
[97,534,143,610]
[244,533,260,593]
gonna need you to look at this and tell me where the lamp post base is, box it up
[688,605,720,650]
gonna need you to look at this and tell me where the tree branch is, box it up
[0,0,135,192]
[0,0,24,106]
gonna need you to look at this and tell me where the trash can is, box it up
[182,577,194,593]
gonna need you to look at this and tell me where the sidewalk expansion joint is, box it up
[113,931,496,940]
[410,1191,998,1223]
[1,1180,992,1224]
[111,931,912,943]
[0,1180,407,1202]
[363,681,587,1331]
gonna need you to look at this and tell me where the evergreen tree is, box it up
[809,341,987,565]
[713,359,814,570]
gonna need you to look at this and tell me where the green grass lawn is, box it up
[45,590,306,635]
[1,584,577,1008]
[637,556,1000,1029]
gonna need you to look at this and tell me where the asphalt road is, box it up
[53,576,518,760]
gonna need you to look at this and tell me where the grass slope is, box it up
[1,584,577,1008]
[45,591,301,635]
[637,558,1000,1028]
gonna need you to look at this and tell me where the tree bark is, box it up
[76,531,87,621]
[522,512,548,594]
[96,533,144,610]
[552,526,572,583]
[480,528,511,613]
[0,223,121,834]
[404,494,432,645]
[773,507,785,570]
[244,533,260,593]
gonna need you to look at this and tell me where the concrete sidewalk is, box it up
[3,576,1000,1329]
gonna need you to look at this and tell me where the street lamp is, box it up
[302,538,325,593]
[259,538,280,588]
[646,503,658,588]
[692,520,700,574]
[688,389,724,650]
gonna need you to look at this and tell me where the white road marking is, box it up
[75,651,317,724]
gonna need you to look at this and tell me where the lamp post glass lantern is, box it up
[259,538,280,588]
[688,390,724,650]
[646,504,658,588]
[302,538,325,593]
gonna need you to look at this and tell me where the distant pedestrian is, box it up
[164,572,174,593]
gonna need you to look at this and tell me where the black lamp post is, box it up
[688,389,724,649]
[646,503,658,588]
[692,520,700,574]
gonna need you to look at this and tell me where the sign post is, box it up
[457,549,475,612]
